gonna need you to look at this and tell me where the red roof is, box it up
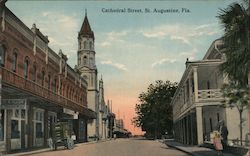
[79,15,94,39]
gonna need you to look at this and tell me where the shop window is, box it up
[12,51,17,72]
[0,44,6,67]
[11,120,20,139]
[15,109,19,118]
[36,123,43,138]
[21,109,25,119]
[0,110,4,141]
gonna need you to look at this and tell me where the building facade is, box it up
[172,39,250,145]
[0,1,96,153]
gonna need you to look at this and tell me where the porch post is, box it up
[196,106,203,145]
[193,66,199,102]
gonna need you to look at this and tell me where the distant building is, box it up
[171,39,250,145]
[114,119,130,138]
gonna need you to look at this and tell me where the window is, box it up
[48,74,51,89]
[33,64,37,82]
[12,50,17,72]
[36,123,43,138]
[35,111,44,138]
[24,58,29,79]
[207,81,210,89]
[54,78,57,93]
[209,118,213,132]
[89,42,92,50]
[83,56,87,65]
[84,41,87,49]
[90,58,93,67]
[217,113,220,122]
[0,44,6,66]
[41,70,45,86]
[0,110,4,141]
[11,120,19,139]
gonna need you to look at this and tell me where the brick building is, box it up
[0,0,96,152]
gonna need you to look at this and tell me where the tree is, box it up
[218,0,250,146]
[132,80,177,139]
[218,0,250,86]
[222,83,249,145]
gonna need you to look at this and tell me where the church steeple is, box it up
[79,10,95,40]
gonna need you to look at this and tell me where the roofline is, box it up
[202,38,223,60]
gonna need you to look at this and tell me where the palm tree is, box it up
[218,0,250,146]
[218,0,250,87]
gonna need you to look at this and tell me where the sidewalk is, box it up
[163,139,237,156]
[5,138,113,156]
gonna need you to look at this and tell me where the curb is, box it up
[5,139,113,156]
[164,142,194,156]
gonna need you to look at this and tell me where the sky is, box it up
[6,0,237,135]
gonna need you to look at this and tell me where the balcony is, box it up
[198,89,223,102]
[0,67,95,117]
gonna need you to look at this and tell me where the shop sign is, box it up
[1,99,26,109]
[63,108,79,119]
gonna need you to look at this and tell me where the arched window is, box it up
[54,78,57,93]
[48,74,51,90]
[83,56,87,65]
[89,42,92,50]
[90,58,93,67]
[32,63,37,82]
[12,50,18,72]
[0,44,6,66]
[41,70,45,86]
[83,41,87,49]
[24,57,29,79]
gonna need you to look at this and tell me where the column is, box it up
[43,110,48,146]
[190,112,194,145]
[27,105,34,148]
[188,76,192,104]
[193,66,199,102]
[196,106,203,145]
[6,110,11,152]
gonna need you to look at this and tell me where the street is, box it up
[32,138,189,156]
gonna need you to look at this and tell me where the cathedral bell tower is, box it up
[77,11,99,139]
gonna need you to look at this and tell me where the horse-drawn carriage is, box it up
[47,122,74,150]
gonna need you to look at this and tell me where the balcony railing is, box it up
[0,67,90,114]
[198,89,223,101]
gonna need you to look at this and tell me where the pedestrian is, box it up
[219,121,228,148]
[213,131,223,156]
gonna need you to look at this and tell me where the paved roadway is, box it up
[32,138,189,156]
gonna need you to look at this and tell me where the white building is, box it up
[171,39,250,145]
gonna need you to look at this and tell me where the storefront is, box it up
[1,99,28,150]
